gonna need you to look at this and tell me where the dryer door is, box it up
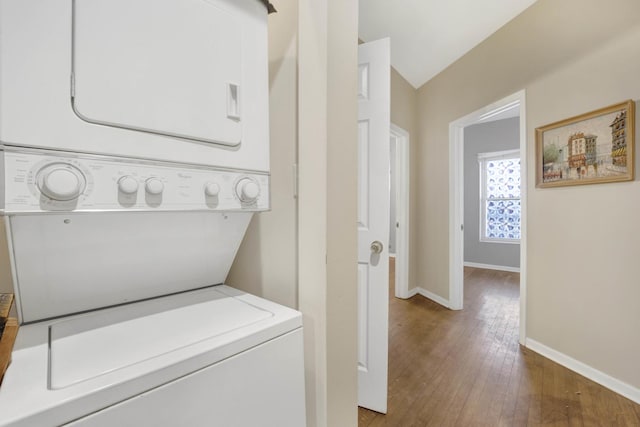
[72,0,243,146]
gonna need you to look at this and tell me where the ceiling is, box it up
[358,0,539,89]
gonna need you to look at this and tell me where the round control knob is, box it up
[145,178,164,195]
[37,163,85,201]
[204,182,221,197]
[235,178,260,203]
[118,176,139,195]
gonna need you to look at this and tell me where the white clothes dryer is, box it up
[0,0,270,172]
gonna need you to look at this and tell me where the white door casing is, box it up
[448,89,527,344]
[357,38,390,413]
[390,124,410,300]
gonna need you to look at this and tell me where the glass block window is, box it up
[478,149,521,242]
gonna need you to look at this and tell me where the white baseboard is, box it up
[407,287,450,308]
[464,261,520,273]
[406,288,418,298]
[526,338,640,404]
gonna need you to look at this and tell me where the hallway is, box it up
[358,263,640,426]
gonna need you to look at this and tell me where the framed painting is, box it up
[535,100,635,188]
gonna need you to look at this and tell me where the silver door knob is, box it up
[370,240,383,254]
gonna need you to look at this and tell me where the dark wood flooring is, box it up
[358,261,640,426]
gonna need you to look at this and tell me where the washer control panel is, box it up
[1,148,269,213]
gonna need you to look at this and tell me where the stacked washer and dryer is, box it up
[0,0,306,426]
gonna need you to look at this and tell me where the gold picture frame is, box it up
[535,100,635,188]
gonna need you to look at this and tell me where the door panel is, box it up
[73,0,243,146]
[357,262,369,370]
[357,38,390,414]
[358,120,370,230]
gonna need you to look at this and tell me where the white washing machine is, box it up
[0,147,306,427]
[0,0,306,425]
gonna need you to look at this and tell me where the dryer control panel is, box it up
[1,147,270,213]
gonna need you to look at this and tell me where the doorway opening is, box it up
[449,90,527,344]
[390,124,410,299]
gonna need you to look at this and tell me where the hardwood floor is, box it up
[358,261,640,426]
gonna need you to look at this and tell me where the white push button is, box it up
[118,176,139,194]
[235,178,260,203]
[204,182,221,197]
[145,178,164,195]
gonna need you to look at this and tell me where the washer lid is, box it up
[0,286,302,427]
[49,286,272,389]
[72,0,245,146]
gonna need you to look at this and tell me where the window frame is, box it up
[478,148,521,244]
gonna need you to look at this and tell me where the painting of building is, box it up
[567,132,597,175]
[610,110,627,166]
[538,101,634,187]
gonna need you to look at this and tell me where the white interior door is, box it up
[357,38,390,413]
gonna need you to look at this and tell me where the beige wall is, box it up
[227,1,298,308]
[0,225,13,295]
[0,223,17,318]
[390,68,419,290]
[298,0,359,424]
[325,1,358,424]
[526,27,640,390]
[296,0,361,424]
[416,0,640,390]
[231,0,359,425]
[391,68,416,133]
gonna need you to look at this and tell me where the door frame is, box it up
[448,89,527,344]
[390,123,411,299]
